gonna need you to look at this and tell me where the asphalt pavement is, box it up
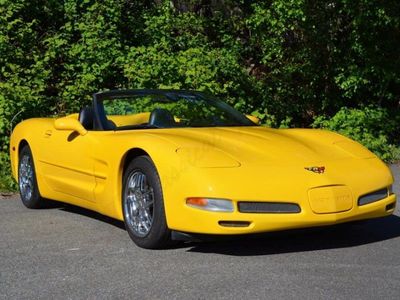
[1,164,399,299]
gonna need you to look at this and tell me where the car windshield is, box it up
[99,91,256,130]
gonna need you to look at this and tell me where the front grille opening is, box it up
[218,221,250,227]
[358,188,388,206]
[386,202,396,211]
[238,202,301,213]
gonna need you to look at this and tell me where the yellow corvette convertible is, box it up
[10,89,396,248]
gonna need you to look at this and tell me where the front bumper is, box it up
[162,157,396,234]
[169,194,396,235]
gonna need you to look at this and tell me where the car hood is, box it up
[149,126,376,168]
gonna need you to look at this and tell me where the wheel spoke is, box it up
[123,171,155,237]
[141,220,149,232]
[19,154,34,201]
[139,173,145,192]
[129,177,136,189]
[144,199,154,208]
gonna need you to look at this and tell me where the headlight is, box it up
[186,197,234,212]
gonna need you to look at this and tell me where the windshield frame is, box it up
[92,89,257,131]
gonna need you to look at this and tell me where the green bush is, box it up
[312,106,400,162]
[0,152,16,192]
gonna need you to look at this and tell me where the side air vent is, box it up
[238,202,301,213]
[358,188,388,206]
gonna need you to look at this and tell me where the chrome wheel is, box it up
[19,154,34,201]
[124,171,154,237]
[123,156,171,249]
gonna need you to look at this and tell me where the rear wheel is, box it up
[122,156,171,249]
[18,145,43,208]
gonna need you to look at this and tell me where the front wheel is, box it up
[18,145,43,208]
[122,156,172,249]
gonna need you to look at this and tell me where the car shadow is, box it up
[42,199,126,230]
[41,199,400,255]
[185,215,400,256]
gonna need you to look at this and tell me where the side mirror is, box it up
[54,117,88,136]
[246,114,261,125]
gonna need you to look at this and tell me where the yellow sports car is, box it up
[10,89,396,248]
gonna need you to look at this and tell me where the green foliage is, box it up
[1,0,399,190]
[122,2,257,112]
[247,0,400,122]
[313,106,400,162]
[0,151,16,192]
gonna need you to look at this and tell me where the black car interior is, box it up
[78,106,94,130]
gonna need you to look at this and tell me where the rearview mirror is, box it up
[246,115,261,125]
[54,117,87,136]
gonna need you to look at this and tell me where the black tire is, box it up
[18,145,43,209]
[122,156,172,249]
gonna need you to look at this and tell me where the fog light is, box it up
[186,197,233,212]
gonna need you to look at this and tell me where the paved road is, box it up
[1,165,399,299]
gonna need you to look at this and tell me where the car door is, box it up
[38,126,96,203]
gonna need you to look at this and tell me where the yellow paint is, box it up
[108,112,150,127]
[10,116,396,235]
[54,117,87,136]
[246,114,261,124]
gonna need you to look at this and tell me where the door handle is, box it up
[44,130,52,137]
